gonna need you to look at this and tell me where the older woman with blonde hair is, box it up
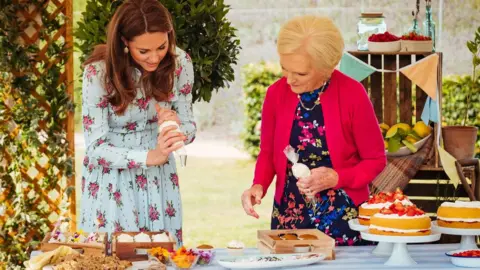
[241,15,386,246]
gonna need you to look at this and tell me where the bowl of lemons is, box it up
[381,121,432,157]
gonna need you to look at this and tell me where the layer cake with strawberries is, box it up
[358,188,409,226]
[369,200,431,236]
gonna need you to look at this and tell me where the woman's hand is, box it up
[155,104,180,125]
[296,167,339,198]
[241,184,264,219]
[146,125,186,166]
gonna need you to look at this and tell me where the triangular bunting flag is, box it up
[400,54,439,101]
[339,52,376,82]
[438,147,461,188]
[421,97,439,124]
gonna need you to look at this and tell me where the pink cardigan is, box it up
[252,70,387,206]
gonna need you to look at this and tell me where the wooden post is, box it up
[399,55,413,125]
[415,55,428,123]
[65,0,76,232]
[357,55,369,93]
[370,55,383,123]
[383,55,397,126]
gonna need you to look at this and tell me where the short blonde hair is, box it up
[277,15,344,71]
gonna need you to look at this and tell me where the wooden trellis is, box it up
[0,0,75,233]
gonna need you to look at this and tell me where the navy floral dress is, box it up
[271,83,363,246]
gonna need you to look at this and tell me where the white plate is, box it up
[361,230,441,243]
[348,220,394,256]
[432,221,480,250]
[348,219,368,232]
[361,231,441,266]
[216,253,325,269]
[446,249,480,268]
[386,133,431,157]
[432,221,480,235]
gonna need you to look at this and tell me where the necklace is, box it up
[297,82,327,111]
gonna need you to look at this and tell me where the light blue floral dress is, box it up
[79,47,196,246]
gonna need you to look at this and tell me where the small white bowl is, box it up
[368,40,401,52]
[445,249,480,268]
[293,244,312,253]
[227,247,244,256]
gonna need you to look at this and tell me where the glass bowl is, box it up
[195,249,216,266]
[171,254,199,269]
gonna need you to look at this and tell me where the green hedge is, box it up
[241,64,480,158]
[442,75,480,157]
[241,62,281,158]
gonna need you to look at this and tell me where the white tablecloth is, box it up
[31,243,472,269]
[137,243,470,270]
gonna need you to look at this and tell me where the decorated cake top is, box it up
[379,201,425,217]
[364,188,409,207]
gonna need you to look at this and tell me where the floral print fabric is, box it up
[271,83,364,246]
[79,47,196,247]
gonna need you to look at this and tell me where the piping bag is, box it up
[158,120,187,167]
[284,145,315,201]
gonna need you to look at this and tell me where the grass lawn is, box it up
[75,150,274,248]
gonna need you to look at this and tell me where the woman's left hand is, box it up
[155,104,180,125]
[296,167,339,198]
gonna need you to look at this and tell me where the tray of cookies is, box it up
[257,229,335,260]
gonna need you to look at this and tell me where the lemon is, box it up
[379,123,390,131]
[385,126,398,138]
[386,123,412,138]
[405,135,419,144]
[392,123,412,132]
[413,121,432,138]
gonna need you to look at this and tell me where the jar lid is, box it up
[360,12,384,18]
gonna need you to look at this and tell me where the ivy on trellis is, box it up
[0,1,74,268]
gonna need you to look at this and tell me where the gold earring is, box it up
[124,46,129,54]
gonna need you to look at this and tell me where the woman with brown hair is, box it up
[80,0,196,245]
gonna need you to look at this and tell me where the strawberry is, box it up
[453,250,480,257]
[394,193,405,201]
[415,208,425,215]
[401,32,431,41]
[368,32,400,42]
[380,209,393,214]
[398,210,406,216]
[394,202,404,211]
[406,208,416,216]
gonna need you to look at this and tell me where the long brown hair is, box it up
[84,0,176,114]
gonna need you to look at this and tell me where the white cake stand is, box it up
[348,219,393,256]
[360,230,441,266]
[432,221,480,250]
